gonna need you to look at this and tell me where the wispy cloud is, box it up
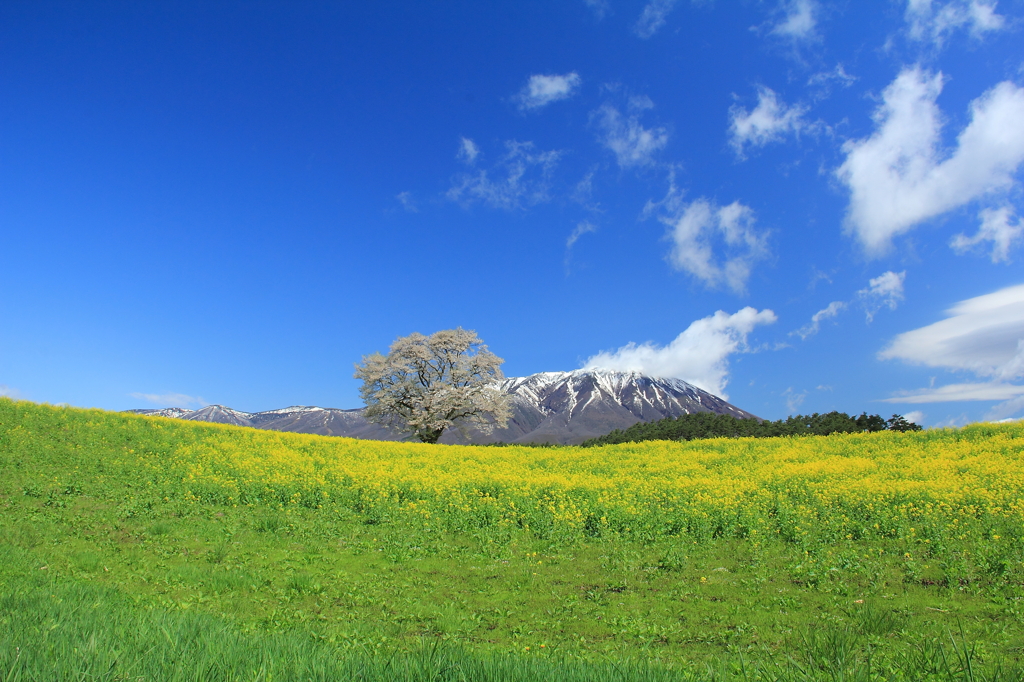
[792,301,846,339]
[808,63,856,89]
[770,0,819,41]
[807,63,857,101]
[457,137,480,164]
[571,169,602,211]
[905,0,1006,48]
[645,179,769,294]
[565,220,598,274]
[584,0,611,20]
[0,385,22,400]
[447,140,562,210]
[566,220,597,250]
[836,67,1024,255]
[782,386,808,412]
[130,392,208,408]
[634,0,679,38]
[593,98,669,169]
[858,270,906,321]
[951,206,1024,263]
[729,86,810,158]
[793,272,905,339]
[395,191,417,213]
[881,381,1024,403]
[516,72,582,111]
[987,394,1024,421]
[584,306,778,398]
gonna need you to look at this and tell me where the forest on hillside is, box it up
[580,411,921,447]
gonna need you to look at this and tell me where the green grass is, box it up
[2,553,695,682]
[2,398,1024,680]
[2,553,1019,681]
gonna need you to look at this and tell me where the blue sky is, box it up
[2,1,1023,426]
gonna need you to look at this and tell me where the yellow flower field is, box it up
[118,415,1024,549]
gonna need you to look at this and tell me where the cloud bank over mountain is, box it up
[584,307,777,398]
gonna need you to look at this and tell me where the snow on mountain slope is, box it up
[458,369,756,444]
[125,369,757,445]
[125,407,195,419]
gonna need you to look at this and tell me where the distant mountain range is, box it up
[126,369,758,445]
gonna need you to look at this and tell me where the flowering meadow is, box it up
[129,415,1024,559]
[3,398,1024,679]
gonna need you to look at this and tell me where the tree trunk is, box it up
[417,428,444,444]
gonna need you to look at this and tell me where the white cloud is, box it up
[951,205,1024,262]
[130,392,208,408]
[880,283,1024,416]
[729,87,809,158]
[458,137,480,164]
[836,67,1024,255]
[770,0,818,40]
[880,283,1024,379]
[516,73,582,111]
[904,410,926,424]
[858,270,906,321]
[880,283,1024,418]
[395,191,417,213]
[593,100,669,169]
[880,381,1024,402]
[634,0,678,38]
[447,140,561,210]
[646,185,769,293]
[793,301,846,339]
[905,0,1006,47]
[584,307,778,398]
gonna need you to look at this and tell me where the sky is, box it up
[2,1,1023,427]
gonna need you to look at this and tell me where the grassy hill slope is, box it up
[2,398,1024,680]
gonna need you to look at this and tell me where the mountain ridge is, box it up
[126,369,758,445]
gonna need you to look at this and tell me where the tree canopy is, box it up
[354,328,511,444]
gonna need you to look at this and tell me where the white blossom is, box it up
[354,328,511,443]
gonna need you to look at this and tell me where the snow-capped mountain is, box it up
[125,404,396,440]
[467,369,756,444]
[126,369,757,444]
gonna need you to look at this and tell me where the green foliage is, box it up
[582,410,922,446]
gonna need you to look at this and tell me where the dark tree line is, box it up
[580,411,922,447]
